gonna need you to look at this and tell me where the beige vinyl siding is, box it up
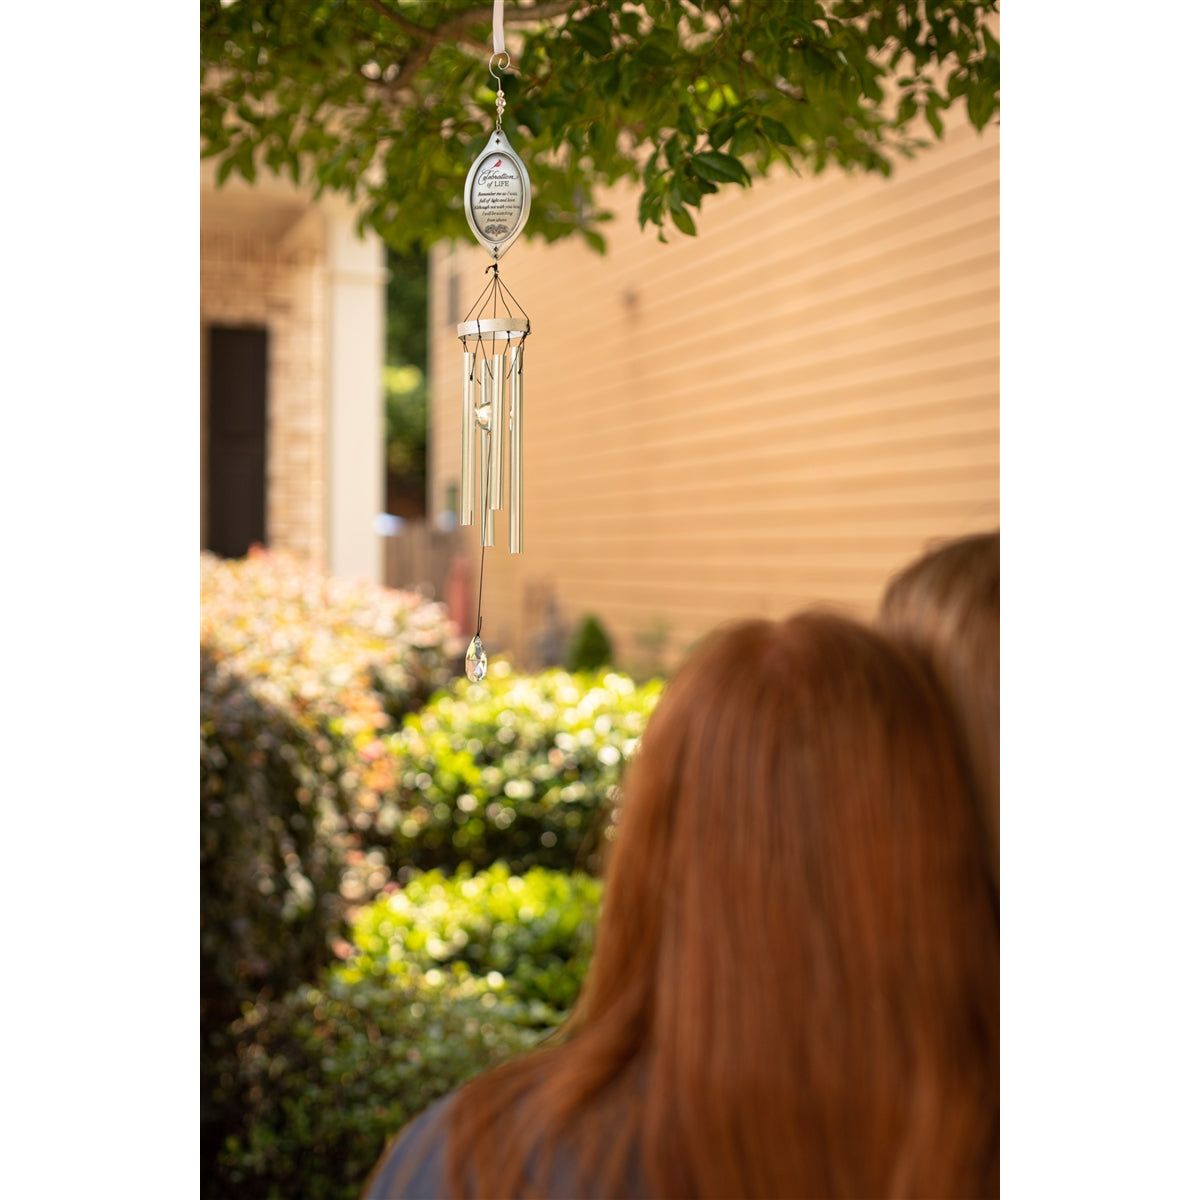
[428,111,998,670]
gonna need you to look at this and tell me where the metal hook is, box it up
[488,52,510,81]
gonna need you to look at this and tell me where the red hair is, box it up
[446,612,998,1198]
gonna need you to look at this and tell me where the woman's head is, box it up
[450,612,998,1199]
[879,531,1000,883]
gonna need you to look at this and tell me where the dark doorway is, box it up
[206,326,268,558]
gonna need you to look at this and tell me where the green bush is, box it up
[566,613,615,671]
[346,864,603,1017]
[379,663,662,875]
[201,649,343,1010]
[201,650,350,1187]
[215,866,601,1200]
[215,973,537,1200]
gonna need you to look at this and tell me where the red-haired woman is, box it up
[366,612,999,1199]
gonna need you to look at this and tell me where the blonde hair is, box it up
[879,531,1000,885]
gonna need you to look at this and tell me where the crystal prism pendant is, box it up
[465,636,488,682]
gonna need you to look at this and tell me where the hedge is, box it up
[377,662,662,875]
[214,865,601,1200]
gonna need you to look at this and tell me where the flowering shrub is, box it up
[201,549,453,763]
[378,663,663,875]
[201,552,455,1188]
[214,865,601,1200]
[201,550,455,1001]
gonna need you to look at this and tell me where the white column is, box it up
[324,200,386,581]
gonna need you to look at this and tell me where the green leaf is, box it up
[967,86,996,129]
[925,99,945,139]
[637,189,663,230]
[708,115,737,148]
[640,44,672,68]
[730,126,758,157]
[758,117,796,147]
[691,150,749,185]
[678,174,702,206]
[570,14,611,58]
[618,10,641,37]
[670,206,697,236]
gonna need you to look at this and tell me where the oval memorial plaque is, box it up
[471,153,522,242]
[464,129,531,260]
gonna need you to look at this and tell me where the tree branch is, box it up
[363,0,439,43]
[372,0,583,94]
[366,0,578,42]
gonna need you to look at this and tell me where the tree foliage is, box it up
[201,0,999,250]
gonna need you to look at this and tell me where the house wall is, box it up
[200,179,387,581]
[428,110,999,670]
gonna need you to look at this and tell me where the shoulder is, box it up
[362,1092,456,1200]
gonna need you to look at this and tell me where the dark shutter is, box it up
[206,326,268,558]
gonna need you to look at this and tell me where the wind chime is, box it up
[458,0,531,682]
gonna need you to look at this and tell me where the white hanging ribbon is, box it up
[492,0,506,55]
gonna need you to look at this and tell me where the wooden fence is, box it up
[383,522,461,595]
[383,523,475,635]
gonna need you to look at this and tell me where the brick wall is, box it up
[200,221,328,563]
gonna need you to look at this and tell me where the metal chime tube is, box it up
[489,350,505,511]
[480,362,495,547]
[509,342,524,553]
[459,348,474,524]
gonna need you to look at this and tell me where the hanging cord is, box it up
[494,271,530,329]
[474,544,487,639]
[461,271,495,327]
[489,0,509,132]
[462,262,529,330]
[462,263,530,374]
